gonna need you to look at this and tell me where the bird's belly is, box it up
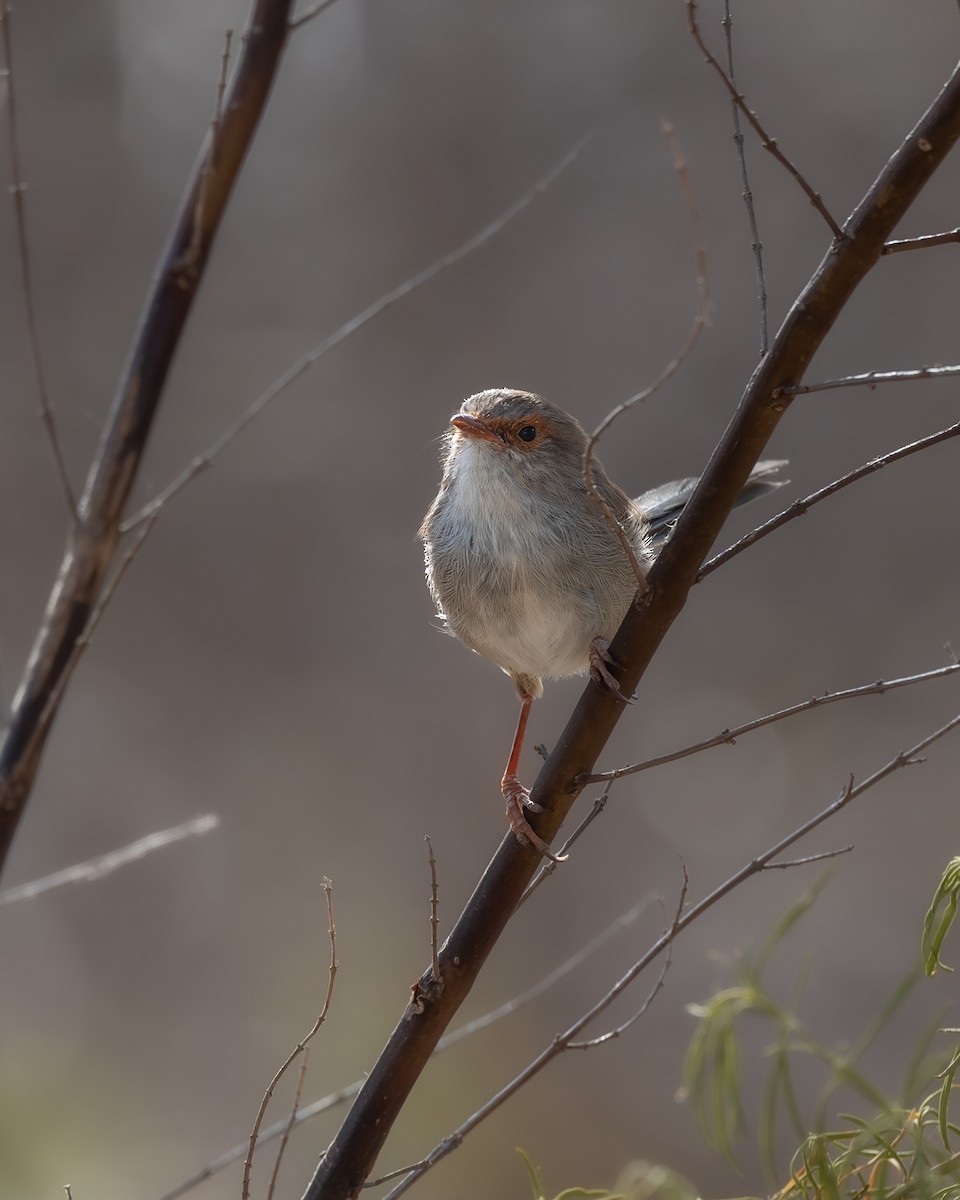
[469,585,598,683]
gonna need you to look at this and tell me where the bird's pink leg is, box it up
[589,636,636,704]
[500,694,567,861]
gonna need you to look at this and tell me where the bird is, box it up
[420,388,786,858]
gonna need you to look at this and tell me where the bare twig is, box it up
[0,2,77,517]
[723,0,768,356]
[425,836,441,986]
[776,364,960,396]
[582,122,709,593]
[0,0,298,874]
[883,227,960,253]
[583,662,960,784]
[267,1046,312,1200]
[121,134,592,533]
[687,0,842,238]
[242,879,337,1200]
[701,419,960,578]
[153,894,655,1200]
[519,786,611,905]
[0,814,219,905]
[763,846,853,869]
[380,714,960,1198]
[289,0,341,29]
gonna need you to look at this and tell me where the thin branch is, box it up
[723,0,768,357]
[883,227,960,253]
[0,0,298,874]
[121,133,592,533]
[519,786,611,905]
[153,894,655,1200]
[289,0,341,29]
[777,364,960,396]
[583,662,960,784]
[380,714,960,1199]
[686,0,842,238]
[0,2,77,518]
[0,814,219,905]
[242,878,337,1200]
[305,62,960,1200]
[700,419,960,578]
[582,121,708,593]
[425,836,441,987]
[567,880,683,1050]
[267,1044,312,1200]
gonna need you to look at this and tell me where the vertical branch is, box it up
[722,0,768,356]
[0,2,77,517]
[0,0,297,874]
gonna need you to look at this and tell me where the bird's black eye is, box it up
[517,425,537,442]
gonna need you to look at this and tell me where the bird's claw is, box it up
[502,776,568,863]
[589,637,636,704]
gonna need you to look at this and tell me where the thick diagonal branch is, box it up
[0,0,295,871]
[303,59,960,1200]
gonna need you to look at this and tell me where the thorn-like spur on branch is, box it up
[883,226,960,253]
[583,662,960,785]
[686,0,843,239]
[302,60,960,1200]
[0,0,297,875]
[701,418,960,577]
[288,0,341,29]
[122,132,592,533]
[1,3,77,519]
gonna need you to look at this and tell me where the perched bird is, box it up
[420,388,785,857]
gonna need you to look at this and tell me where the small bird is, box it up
[420,388,785,857]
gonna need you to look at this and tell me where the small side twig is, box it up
[775,364,960,397]
[883,227,960,253]
[583,662,960,784]
[582,121,709,594]
[0,814,219,905]
[122,133,592,533]
[242,878,337,1200]
[763,846,853,870]
[700,418,960,578]
[425,835,441,987]
[722,0,768,356]
[0,1,77,518]
[289,0,341,29]
[686,0,842,238]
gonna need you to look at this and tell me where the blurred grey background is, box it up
[1,2,959,1198]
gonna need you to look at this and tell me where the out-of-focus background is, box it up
[2,2,958,1197]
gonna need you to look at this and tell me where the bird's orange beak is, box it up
[451,413,501,445]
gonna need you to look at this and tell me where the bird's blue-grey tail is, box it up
[635,459,788,544]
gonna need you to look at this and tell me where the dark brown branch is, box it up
[687,0,843,238]
[302,56,960,1200]
[700,418,960,578]
[1,2,77,517]
[0,0,296,874]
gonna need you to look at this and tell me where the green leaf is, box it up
[922,859,960,975]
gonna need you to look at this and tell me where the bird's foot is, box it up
[589,637,636,704]
[502,775,568,863]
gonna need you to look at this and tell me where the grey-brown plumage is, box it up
[420,388,785,855]
[421,388,783,701]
